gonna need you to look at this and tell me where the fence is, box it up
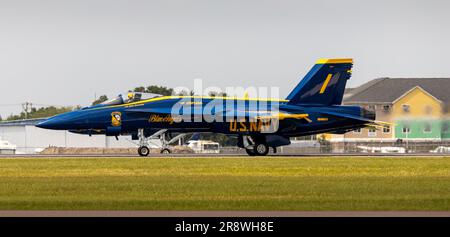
[220,141,450,155]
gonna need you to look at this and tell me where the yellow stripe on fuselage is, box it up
[87,96,289,111]
[257,113,310,121]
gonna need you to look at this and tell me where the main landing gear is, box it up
[137,128,188,157]
[241,135,271,156]
[253,142,270,156]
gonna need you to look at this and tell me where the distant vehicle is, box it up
[34,148,45,153]
[430,146,450,153]
[0,137,16,154]
[357,145,406,153]
[289,140,321,148]
[36,58,387,156]
[187,140,220,154]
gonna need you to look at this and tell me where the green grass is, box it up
[1,157,450,210]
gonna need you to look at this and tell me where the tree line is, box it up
[3,85,175,120]
[3,106,77,121]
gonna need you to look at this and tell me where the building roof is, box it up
[344,78,450,104]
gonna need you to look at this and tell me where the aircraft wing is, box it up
[126,108,311,122]
[255,112,311,122]
[218,110,312,122]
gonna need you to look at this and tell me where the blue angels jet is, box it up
[36,58,382,156]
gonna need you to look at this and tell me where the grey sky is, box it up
[1,0,450,118]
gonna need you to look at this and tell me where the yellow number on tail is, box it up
[319,74,333,94]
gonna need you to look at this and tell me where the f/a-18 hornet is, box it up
[37,58,384,156]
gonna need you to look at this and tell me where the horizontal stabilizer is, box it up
[320,110,394,127]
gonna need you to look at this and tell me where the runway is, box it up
[1,153,449,158]
[1,211,450,217]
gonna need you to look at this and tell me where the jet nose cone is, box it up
[36,118,60,129]
[35,111,87,130]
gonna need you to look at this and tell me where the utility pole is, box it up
[21,102,33,119]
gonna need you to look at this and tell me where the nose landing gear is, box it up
[137,128,188,156]
[138,146,150,156]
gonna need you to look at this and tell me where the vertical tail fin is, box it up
[286,58,353,106]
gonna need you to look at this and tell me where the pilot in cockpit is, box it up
[126,92,142,103]
[127,92,134,103]
[97,92,159,107]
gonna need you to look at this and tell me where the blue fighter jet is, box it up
[36,58,383,156]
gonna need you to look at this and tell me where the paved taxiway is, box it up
[1,211,450,217]
[1,153,449,158]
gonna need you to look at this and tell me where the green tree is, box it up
[145,85,173,96]
[133,86,146,92]
[7,106,75,121]
[177,90,196,96]
[208,91,227,97]
[177,90,188,96]
[92,95,108,105]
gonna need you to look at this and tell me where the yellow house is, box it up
[328,78,450,141]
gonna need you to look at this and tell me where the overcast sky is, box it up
[1,0,450,117]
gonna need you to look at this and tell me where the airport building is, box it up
[331,78,450,142]
[0,119,151,154]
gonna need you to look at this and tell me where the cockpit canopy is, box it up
[100,92,163,106]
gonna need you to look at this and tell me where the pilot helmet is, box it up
[127,92,134,101]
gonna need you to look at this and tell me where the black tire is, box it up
[253,142,269,156]
[138,146,150,157]
[160,148,171,154]
[245,148,256,156]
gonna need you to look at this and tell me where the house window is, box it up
[368,128,377,137]
[353,128,362,133]
[402,125,411,134]
[443,106,450,114]
[424,106,432,114]
[382,105,391,113]
[443,123,449,133]
[368,105,376,111]
[383,125,391,133]
[402,104,410,113]
[423,123,432,133]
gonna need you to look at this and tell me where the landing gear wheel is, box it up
[245,148,256,156]
[160,148,171,154]
[253,142,269,156]
[138,146,150,157]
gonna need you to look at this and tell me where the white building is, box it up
[0,119,160,154]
